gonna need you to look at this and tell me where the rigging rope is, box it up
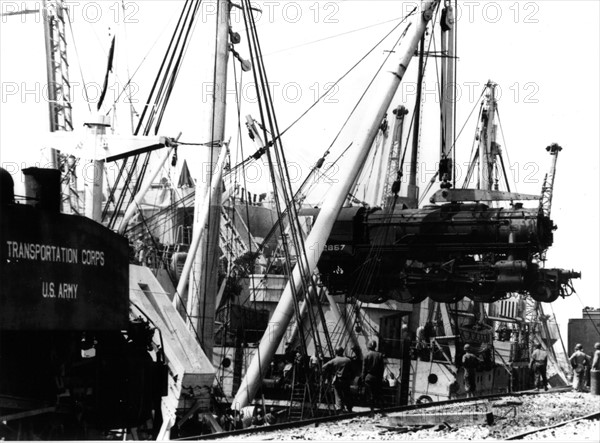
[462,99,485,188]
[227,8,420,250]
[397,15,438,194]
[495,107,517,192]
[105,4,180,120]
[243,0,335,363]
[277,8,417,141]
[65,9,91,112]
[103,0,200,227]
[265,14,414,57]
[344,6,444,307]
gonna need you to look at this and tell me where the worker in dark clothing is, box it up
[252,409,264,427]
[264,407,278,425]
[591,342,600,393]
[530,343,548,391]
[569,343,591,392]
[361,340,385,412]
[462,344,481,398]
[322,346,353,413]
[592,342,600,371]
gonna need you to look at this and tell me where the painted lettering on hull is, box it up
[42,281,78,299]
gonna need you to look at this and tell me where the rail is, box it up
[505,410,600,440]
[176,386,573,440]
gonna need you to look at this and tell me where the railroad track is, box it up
[505,410,600,440]
[178,387,573,440]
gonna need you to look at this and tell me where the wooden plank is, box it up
[0,395,49,410]
[129,265,215,411]
[0,406,56,422]
[175,399,205,428]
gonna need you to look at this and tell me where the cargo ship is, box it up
[0,0,587,439]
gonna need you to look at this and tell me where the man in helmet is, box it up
[462,344,481,398]
[361,340,385,412]
[569,344,591,392]
[530,343,549,391]
[322,346,353,413]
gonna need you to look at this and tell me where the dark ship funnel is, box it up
[0,168,15,206]
[22,167,61,212]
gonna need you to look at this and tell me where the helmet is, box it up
[463,344,471,351]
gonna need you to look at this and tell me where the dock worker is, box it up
[252,408,264,426]
[462,344,481,398]
[401,324,411,341]
[570,344,591,392]
[264,407,278,425]
[415,324,426,360]
[322,346,353,413]
[361,340,384,412]
[592,342,600,371]
[530,343,548,391]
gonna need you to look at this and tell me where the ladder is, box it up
[219,209,249,263]
[288,359,338,421]
[288,366,306,421]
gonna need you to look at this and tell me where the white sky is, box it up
[1,0,598,341]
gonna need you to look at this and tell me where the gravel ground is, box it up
[520,418,600,441]
[212,392,600,441]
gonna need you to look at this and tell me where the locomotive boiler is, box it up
[308,202,579,304]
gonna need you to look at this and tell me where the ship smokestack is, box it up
[22,167,61,212]
[0,167,15,206]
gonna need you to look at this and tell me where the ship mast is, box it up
[232,0,440,410]
[186,0,231,360]
[440,1,456,188]
[407,35,425,205]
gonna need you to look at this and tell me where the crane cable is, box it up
[225,12,417,179]
[223,8,420,260]
[273,7,418,146]
[495,108,518,193]
[242,0,328,360]
[347,5,443,304]
[253,11,418,256]
[103,0,200,226]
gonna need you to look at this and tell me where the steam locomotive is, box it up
[308,203,579,304]
[0,168,166,439]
